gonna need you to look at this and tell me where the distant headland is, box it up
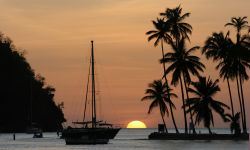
[0,33,66,132]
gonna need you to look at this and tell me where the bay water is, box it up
[0,129,248,150]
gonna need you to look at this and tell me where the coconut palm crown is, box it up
[146,18,172,46]
[161,38,205,85]
[202,32,236,117]
[141,80,177,133]
[160,5,192,41]
[225,112,241,135]
[186,76,230,134]
[225,16,249,42]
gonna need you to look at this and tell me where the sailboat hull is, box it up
[63,128,120,145]
[66,138,108,145]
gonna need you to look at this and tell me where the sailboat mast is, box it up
[91,40,96,128]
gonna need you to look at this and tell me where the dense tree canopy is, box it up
[0,33,66,132]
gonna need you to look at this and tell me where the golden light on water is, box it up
[126,120,147,128]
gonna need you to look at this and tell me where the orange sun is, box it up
[126,120,147,128]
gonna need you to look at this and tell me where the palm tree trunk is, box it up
[179,75,188,134]
[182,73,196,134]
[236,29,247,133]
[208,127,212,134]
[161,39,179,133]
[160,112,168,133]
[226,77,234,117]
[239,75,247,134]
[236,73,244,132]
[169,103,179,133]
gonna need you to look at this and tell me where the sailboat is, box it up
[63,41,120,145]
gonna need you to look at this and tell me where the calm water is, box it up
[0,129,248,150]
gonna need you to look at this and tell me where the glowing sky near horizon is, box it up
[0,0,249,128]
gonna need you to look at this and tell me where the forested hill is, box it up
[0,33,66,132]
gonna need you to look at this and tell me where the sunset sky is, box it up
[0,0,249,128]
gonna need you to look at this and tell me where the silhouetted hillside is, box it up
[0,32,66,132]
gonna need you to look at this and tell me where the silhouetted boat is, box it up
[26,123,43,138]
[63,41,120,145]
[33,131,43,138]
[26,124,42,135]
[26,122,43,138]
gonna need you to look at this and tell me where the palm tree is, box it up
[146,18,179,133]
[225,16,249,43]
[160,6,196,133]
[146,18,172,47]
[160,5,192,42]
[202,32,235,117]
[161,38,205,134]
[225,16,250,133]
[186,76,230,134]
[141,80,178,133]
[225,112,241,135]
[231,43,250,134]
[215,46,247,132]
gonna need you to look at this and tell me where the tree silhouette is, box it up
[0,32,66,132]
[141,80,177,133]
[186,76,229,134]
[225,17,249,43]
[225,16,250,134]
[203,32,235,117]
[160,6,196,133]
[146,18,179,133]
[225,112,241,135]
[161,38,205,134]
[160,5,192,42]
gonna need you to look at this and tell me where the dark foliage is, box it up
[185,76,229,134]
[0,33,66,132]
[225,112,241,135]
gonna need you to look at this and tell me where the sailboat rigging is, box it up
[63,41,120,145]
